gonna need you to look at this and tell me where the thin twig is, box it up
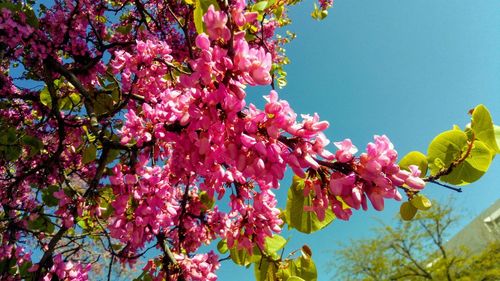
[428,180,462,193]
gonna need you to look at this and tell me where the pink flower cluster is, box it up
[231,0,258,27]
[0,1,431,280]
[173,252,220,281]
[302,136,426,222]
[0,245,32,280]
[0,8,35,58]
[233,32,273,85]
[42,254,90,281]
[108,155,180,254]
[227,190,282,252]
[330,136,425,212]
[319,0,334,10]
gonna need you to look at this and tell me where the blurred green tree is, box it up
[330,201,500,281]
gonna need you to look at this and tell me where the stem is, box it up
[428,180,462,193]
[423,137,475,182]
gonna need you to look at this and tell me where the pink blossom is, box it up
[203,5,231,41]
[334,139,358,162]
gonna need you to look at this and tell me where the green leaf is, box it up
[28,215,54,233]
[94,93,114,115]
[217,239,228,254]
[82,144,97,164]
[229,244,261,266]
[410,194,432,211]
[288,254,318,281]
[399,151,428,176]
[287,277,306,281]
[252,1,268,12]
[263,234,287,256]
[22,135,43,157]
[18,261,32,277]
[400,202,417,220]
[59,93,81,110]
[82,126,96,142]
[40,87,52,109]
[440,140,493,185]
[495,125,500,149]
[105,148,121,164]
[98,187,115,219]
[42,185,59,207]
[254,258,279,281]
[193,1,204,34]
[427,130,468,175]
[285,176,335,234]
[471,104,499,153]
[23,6,39,28]
[310,3,327,20]
[200,191,215,210]
[4,146,21,161]
[77,219,89,230]
[4,128,17,144]
[116,24,133,35]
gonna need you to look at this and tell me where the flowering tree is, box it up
[0,0,499,280]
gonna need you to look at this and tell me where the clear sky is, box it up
[217,0,500,279]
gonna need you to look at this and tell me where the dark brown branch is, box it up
[46,57,99,129]
[33,226,69,280]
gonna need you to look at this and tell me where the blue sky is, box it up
[217,0,500,279]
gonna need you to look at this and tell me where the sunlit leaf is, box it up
[289,254,318,281]
[427,130,468,175]
[264,234,287,256]
[217,239,228,254]
[285,176,335,234]
[495,125,500,149]
[229,243,261,266]
[471,104,499,153]
[254,258,279,281]
[399,151,428,176]
[440,140,493,185]
[400,202,418,221]
[287,277,306,281]
[252,1,268,12]
[82,144,97,164]
[40,87,52,109]
[410,194,432,211]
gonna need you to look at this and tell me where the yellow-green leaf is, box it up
[427,130,468,176]
[400,202,418,220]
[263,235,287,257]
[285,176,335,234]
[217,239,228,254]
[252,1,268,12]
[287,277,306,281]
[440,140,493,185]
[229,243,261,266]
[495,125,500,150]
[399,151,428,176]
[471,104,499,153]
[40,87,52,109]
[82,144,97,164]
[254,257,279,281]
[409,195,432,211]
